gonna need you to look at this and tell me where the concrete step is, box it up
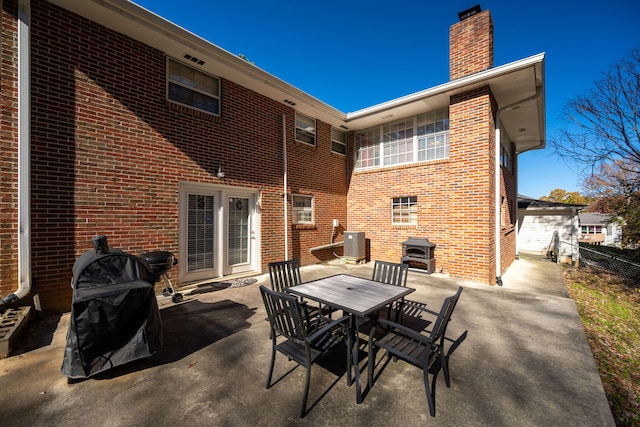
[0,306,32,358]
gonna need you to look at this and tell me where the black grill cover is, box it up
[61,245,163,379]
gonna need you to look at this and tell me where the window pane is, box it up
[167,59,220,115]
[169,83,219,115]
[331,128,346,155]
[392,196,417,225]
[355,109,449,170]
[332,140,346,155]
[292,195,314,224]
[355,128,380,169]
[295,113,316,146]
[383,118,413,166]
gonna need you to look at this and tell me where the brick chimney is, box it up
[449,6,494,80]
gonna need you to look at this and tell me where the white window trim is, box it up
[392,196,418,225]
[167,58,220,116]
[292,194,314,225]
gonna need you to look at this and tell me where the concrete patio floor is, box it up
[0,256,614,426]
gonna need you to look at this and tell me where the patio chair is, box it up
[268,259,333,319]
[371,260,409,322]
[367,287,465,417]
[260,285,352,418]
[268,259,303,292]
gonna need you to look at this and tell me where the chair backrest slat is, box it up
[429,287,463,342]
[260,285,307,343]
[372,260,409,287]
[268,260,302,292]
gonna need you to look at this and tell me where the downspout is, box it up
[495,88,543,286]
[0,0,32,312]
[282,114,289,260]
[495,113,503,286]
[514,152,519,260]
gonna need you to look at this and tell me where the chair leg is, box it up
[300,364,312,418]
[423,367,437,417]
[443,330,468,388]
[266,341,277,389]
[440,350,451,388]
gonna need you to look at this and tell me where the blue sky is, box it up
[135,0,639,199]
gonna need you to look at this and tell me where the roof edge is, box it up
[346,53,545,120]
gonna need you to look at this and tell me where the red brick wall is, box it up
[14,0,348,312]
[0,1,19,298]
[450,10,494,80]
[347,86,499,284]
[3,1,518,311]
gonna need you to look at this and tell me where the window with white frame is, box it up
[392,196,418,225]
[417,110,449,161]
[167,58,220,115]
[331,128,346,155]
[383,118,414,165]
[355,127,380,169]
[295,112,316,146]
[292,194,314,224]
[356,109,449,170]
[581,225,603,234]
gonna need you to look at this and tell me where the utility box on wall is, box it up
[344,231,366,264]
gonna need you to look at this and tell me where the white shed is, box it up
[517,195,585,264]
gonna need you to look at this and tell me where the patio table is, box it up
[288,274,415,404]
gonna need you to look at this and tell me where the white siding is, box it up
[518,209,579,263]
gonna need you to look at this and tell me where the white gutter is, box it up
[495,115,503,286]
[17,0,32,298]
[282,114,289,260]
[2,0,33,311]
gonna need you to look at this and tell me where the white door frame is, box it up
[178,182,260,284]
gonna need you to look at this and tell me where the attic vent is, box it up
[340,125,349,130]
[283,99,296,106]
[457,4,481,21]
[183,54,205,65]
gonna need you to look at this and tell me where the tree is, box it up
[551,47,640,245]
[551,47,640,172]
[540,188,591,205]
[582,160,640,245]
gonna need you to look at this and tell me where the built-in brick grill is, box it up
[400,237,436,273]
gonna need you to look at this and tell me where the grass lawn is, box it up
[564,265,640,427]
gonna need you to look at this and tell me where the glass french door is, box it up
[225,196,253,275]
[179,183,258,283]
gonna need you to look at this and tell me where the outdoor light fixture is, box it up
[216,163,225,179]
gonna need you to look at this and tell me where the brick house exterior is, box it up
[1,0,545,312]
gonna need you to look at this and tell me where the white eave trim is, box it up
[346,53,545,120]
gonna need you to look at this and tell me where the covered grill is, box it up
[61,236,163,379]
[401,237,436,273]
[141,251,182,303]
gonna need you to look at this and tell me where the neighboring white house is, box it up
[579,212,623,247]
[517,195,585,264]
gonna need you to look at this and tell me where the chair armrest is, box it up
[402,299,438,316]
[376,318,434,345]
[308,315,351,342]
